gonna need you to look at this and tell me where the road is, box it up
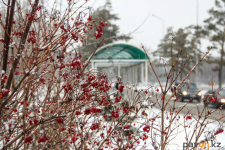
[123,88,225,122]
[151,92,225,122]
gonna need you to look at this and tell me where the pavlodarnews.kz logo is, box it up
[183,140,221,150]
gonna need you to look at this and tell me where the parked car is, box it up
[175,82,202,102]
[202,90,225,108]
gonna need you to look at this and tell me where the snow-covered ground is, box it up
[144,107,225,150]
[134,84,225,149]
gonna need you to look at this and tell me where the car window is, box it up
[207,90,213,94]
[219,90,225,96]
[175,82,179,86]
[183,83,198,90]
[189,83,198,90]
[175,82,198,90]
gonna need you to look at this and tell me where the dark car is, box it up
[175,82,202,102]
[202,90,225,108]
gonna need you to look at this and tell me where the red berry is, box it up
[33,119,39,125]
[186,115,192,120]
[214,128,224,135]
[25,136,33,144]
[56,118,64,124]
[29,120,33,125]
[143,125,150,133]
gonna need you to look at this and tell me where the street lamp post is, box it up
[196,0,199,83]
[152,14,165,81]
[152,14,165,38]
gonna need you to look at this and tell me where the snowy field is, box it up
[130,84,225,150]
[142,107,225,150]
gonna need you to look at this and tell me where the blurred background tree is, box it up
[201,0,225,88]
[79,0,131,58]
[153,26,201,81]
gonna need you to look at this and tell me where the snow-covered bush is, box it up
[0,0,224,150]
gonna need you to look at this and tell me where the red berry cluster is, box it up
[209,97,216,102]
[62,84,72,93]
[175,97,180,102]
[71,33,79,41]
[29,120,33,125]
[1,75,7,83]
[94,21,108,39]
[88,75,96,81]
[111,110,119,118]
[92,107,102,113]
[118,85,124,93]
[123,106,130,114]
[13,108,17,113]
[107,126,112,133]
[61,127,66,131]
[0,38,4,43]
[29,30,36,35]
[60,25,68,32]
[114,95,122,103]
[4,136,10,142]
[33,119,39,125]
[20,101,28,106]
[87,16,92,21]
[70,60,81,69]
[38,135,49,143]
[90,123,99,130]
[84,108,92,115]
[68,128,76,134]
[117,137,122,142]
[14,71,20,75]
[99,96,109,106]
[100,132,104,138]
[187,85,189,92]
[0,89,10,97]
[97,78,111,92]
[75,110,81,115]
[123,124,130,129]
[128,132,132,140]
[143,125,150,133]
[36,6,42,11]
[214,127,224,135]
[126,144,134,149]
[39,78,45,84]
[103,115,108,119]
[13,31,23,36]
[26,13,36,21]
[56,118,64,124]
[186,115,192,120]
[62,72,69,79]
[141,133,148,141]
[25,136,33,144]
[70,136,78,143]
[53,23,58,27]
[27,36,36,43]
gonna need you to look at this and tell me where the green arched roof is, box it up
[92,43,148,60]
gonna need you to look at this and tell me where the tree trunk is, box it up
[6,0,40,90]
[3,0,16,73]
[219,41,224,89]
[218,69,222,88]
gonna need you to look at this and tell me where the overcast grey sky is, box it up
[47,0,216,53]
[88,0,215,52]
